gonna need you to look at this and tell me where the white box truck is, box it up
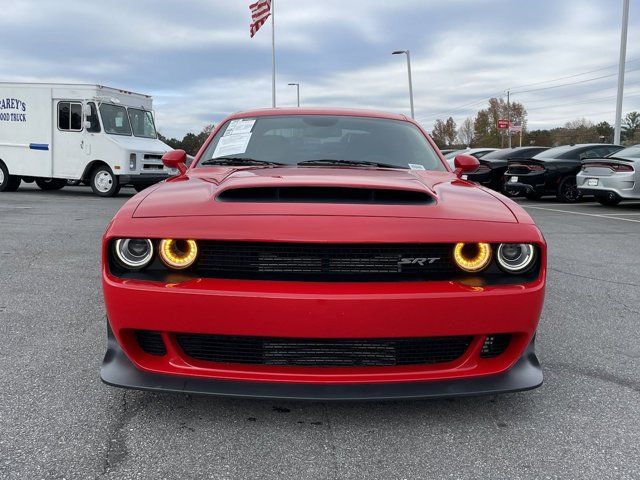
[0,83,174,197]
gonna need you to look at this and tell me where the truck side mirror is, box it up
[83,104,92,117]
[162,149,188,175]
[84,120,92,130]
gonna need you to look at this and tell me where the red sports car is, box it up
[101,108,545,400]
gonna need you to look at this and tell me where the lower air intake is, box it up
[175,334,473,367]
[135,330,167,356]
[480,334,511,358]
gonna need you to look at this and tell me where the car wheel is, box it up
[0,162,21,192]
[90,165,121,197]
[35,178,67,190]
[595,192,621,206]
[524,191,543,200]
[556,176,581,203]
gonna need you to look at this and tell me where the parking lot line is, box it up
[523,205,640,223]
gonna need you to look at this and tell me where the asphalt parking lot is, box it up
[1,185,639,480]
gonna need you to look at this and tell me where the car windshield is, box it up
[99,104,132,136]
[197,115,445,171]
[128,108,157,139]
[608,145,640,159]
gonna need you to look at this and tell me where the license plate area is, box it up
[587,178,599,186]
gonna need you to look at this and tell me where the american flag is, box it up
[249,0,271,38]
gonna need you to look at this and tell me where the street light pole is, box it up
[392,50,415,119]
[288,83,300,107]
[614,0,630,145]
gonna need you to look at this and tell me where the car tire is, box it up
[524,191,543,200]
[35,178,67,191]
[556,176,581,203]
[595,192,621,206]
[90,165,121,197]
[0,162,21,192]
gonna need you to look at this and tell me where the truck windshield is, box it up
[128,108,157,139]
[197,115,445,171]
[99,104,132,136]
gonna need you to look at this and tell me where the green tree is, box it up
[431,119,448,147]
[473,97,527,147]
[622,111,640,143]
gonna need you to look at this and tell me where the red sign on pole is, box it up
[497,119,510,130]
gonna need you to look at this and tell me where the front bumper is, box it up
[101,325,542,400]
[118,173,171,186]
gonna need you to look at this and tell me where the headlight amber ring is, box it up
[453,242,492,272]
[159,239,198,270]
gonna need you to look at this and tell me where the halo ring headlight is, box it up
[159,239,198,270]
[453,242,492,272]
[497,243,536,273]
[114,238,154,269]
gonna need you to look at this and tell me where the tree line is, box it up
[430,99,640,148]
[158,124,215,156]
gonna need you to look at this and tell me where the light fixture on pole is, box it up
[288,83,300,107]
[392,50,415,119]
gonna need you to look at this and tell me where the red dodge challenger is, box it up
[101,108,545,400]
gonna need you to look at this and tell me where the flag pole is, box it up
[271,0,276,108]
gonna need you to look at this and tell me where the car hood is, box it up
[132,167,518,223]
[106,135,172,154]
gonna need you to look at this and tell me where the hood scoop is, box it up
[216,186,434,205]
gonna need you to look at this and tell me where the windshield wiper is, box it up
[200,156,286,167]
[297,159,402,169]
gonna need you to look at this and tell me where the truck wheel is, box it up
[595,192,621,206]
[556,176,581,203]
[90,165,120,197]
[35,178,66,191]
[0,162,21,192]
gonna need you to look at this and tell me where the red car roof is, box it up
[227,107,409,121]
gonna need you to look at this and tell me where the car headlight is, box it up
[159,239,198,269]
[496,243,536,273]
[453,242,492,272]
[114,238,154,269]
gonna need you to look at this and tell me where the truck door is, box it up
[52,100,88,179]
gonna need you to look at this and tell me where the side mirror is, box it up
[84,120,92,130]
[453,153,480,177]
[162,149,188,175]
[83,104,92,117]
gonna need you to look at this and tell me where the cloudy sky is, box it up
[1,0,638,137]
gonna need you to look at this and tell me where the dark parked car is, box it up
[504,144,624,202]
[465,147,549,191]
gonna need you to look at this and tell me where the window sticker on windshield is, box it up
[213,132,252,157]
[224,119,256,136]
[408,164,425,170]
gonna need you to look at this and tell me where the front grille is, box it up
[135,330,166,355]
[175,334,473,367]
[196,242,455,281]
[144,154,163,160]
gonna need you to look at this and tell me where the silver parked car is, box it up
[577,145,640,205]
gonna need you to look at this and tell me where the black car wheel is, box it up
[35,178,67,191]
[557,176,582,203]
[525,191,543,200]
[0,162,21,192]
[595,192,621,206]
